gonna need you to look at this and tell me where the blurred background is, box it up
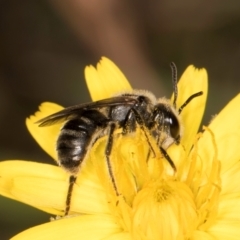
[1,0,240,238]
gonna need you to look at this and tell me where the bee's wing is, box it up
[36,96,137,127]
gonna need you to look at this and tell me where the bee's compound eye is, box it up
[166,114,180,140]
[154,103,180,142]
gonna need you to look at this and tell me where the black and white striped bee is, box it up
[37,63,202,215]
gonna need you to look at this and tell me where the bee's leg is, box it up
[105,123,120,196]
[131,109,156,158]
[64,175,77,216]
[121,110,155,159]
[160,146,177,172]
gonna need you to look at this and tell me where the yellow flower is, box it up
[0,57,240,239]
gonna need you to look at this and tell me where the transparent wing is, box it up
[36,96,137,127]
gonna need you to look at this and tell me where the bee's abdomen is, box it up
[57,118,97,174]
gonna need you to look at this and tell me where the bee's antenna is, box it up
[170,62,178,109]
[178,91,203,114]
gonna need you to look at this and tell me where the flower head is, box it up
[1,57,240,240]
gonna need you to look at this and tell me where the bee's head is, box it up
[151,99,182,147]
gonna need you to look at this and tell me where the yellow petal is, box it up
[0,161,110,215]
[11,215,122,240]
[218,193,240,221]
[26,102,64,160]
[192,230,216,240]
[103,232,131,240]
[174,66,208,152]
[85,57,132,101]
[221,159,240,195]
[207,220,240,239]
[207,94,240,171]
[0,160,67,215]
[0,160,64,197]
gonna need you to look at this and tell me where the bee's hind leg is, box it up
[64,175,77,216]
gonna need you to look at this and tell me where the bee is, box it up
[37,62,203,215]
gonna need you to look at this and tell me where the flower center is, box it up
[131,180,198,240]
[154,184,172,202]
[91,126,221,239]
